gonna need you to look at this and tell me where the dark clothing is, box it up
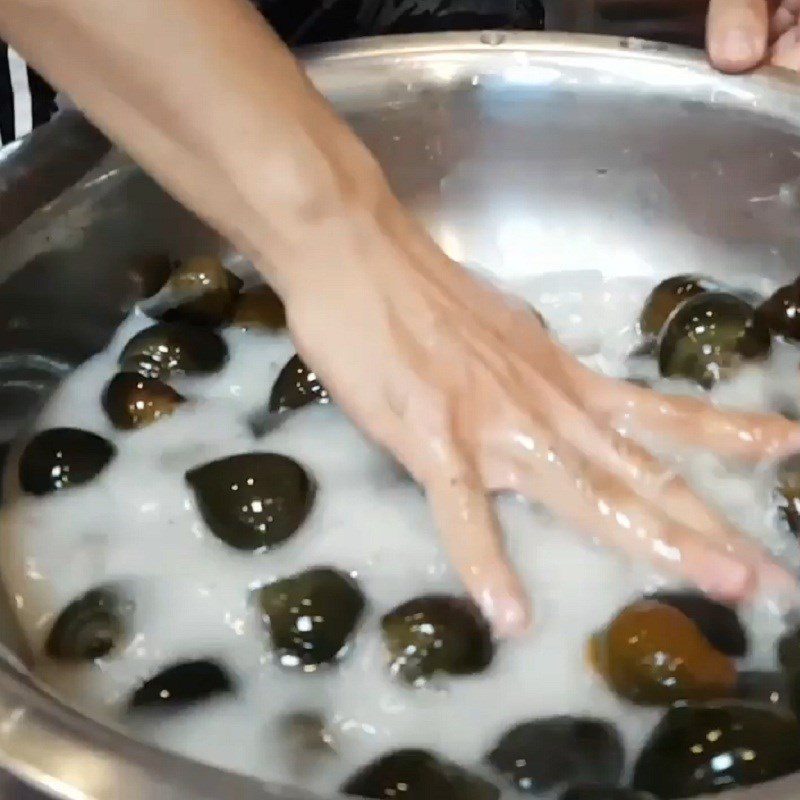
[0,1,715,145]
[0,0,546,145]
[260,0,544,45]
[0,46,57,145]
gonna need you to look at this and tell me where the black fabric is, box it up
[27,64,57,128]
[258,0,545,44]
[0,0,547,144]
[0,46,14,145]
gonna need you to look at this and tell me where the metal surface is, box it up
[1,31,800,800]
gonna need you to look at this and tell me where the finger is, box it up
[496,419,795,597]
[424,447,531,639]
[626,389,800,460]
[605,431,740,535]
[503,445,759,602]
[707,0,769,73]
[487,376,768,551]
[773,1,800,40]
[600,431,797,593]
[582,371,800,461]
[771,24,800,68]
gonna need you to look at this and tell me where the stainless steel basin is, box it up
[1,31,800,800]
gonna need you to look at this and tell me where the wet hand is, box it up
[280,191,800,638]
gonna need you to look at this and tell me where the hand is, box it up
[8,0,797,640]
[282,188,800,638]
[708,0,800,72]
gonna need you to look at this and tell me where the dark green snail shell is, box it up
[756,278,800,341]
[657,292,771,388]
[19,428,116,495]
[380,595,493,685]
[640,274,716,338]
[186,452,314,550]
[259,568,365,669]
[269,354,330,414]
[142,255,243,327]
[119,322,228,379]
[102,372,185,430]
[232,285,286,331]
[129,660,234,710]
[588,600,737,707]
[632,702,800,799]
[45,587,131,661]
[486,717,624,795]
[342,749,500,800]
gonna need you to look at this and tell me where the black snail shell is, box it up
[486,717,624,795]
[658,292,771,388]
[186,453,314,550]
[102,372,185,430]
[142,255,243,327]
[119,322,228,379]
[640,274,716,339]
[756,278,800,341]
[342,749,499,800]
[130,660,233,710]
[232,285,286,331]
[647,590,747,658]
[258,568,365,670]
[380,595,493,685]
[777,453,800,537]
[45,587,131,661]
[632,702,800,799]
[19,428,116,495]
[269,354,329,414]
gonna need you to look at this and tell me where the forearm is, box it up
[0,0,391,294]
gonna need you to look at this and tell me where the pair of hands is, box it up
[708,0,800,72]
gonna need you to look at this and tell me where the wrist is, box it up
[234,112,402,296]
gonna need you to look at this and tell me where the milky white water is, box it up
[1,268,798,797]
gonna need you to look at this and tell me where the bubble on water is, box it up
[3,269,799,794]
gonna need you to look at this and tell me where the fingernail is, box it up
[719,28,762,67]
[479,589,531,639]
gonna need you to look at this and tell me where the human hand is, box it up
[9,0,796,640]
[708,0,800,73]
[281,189,800,638]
